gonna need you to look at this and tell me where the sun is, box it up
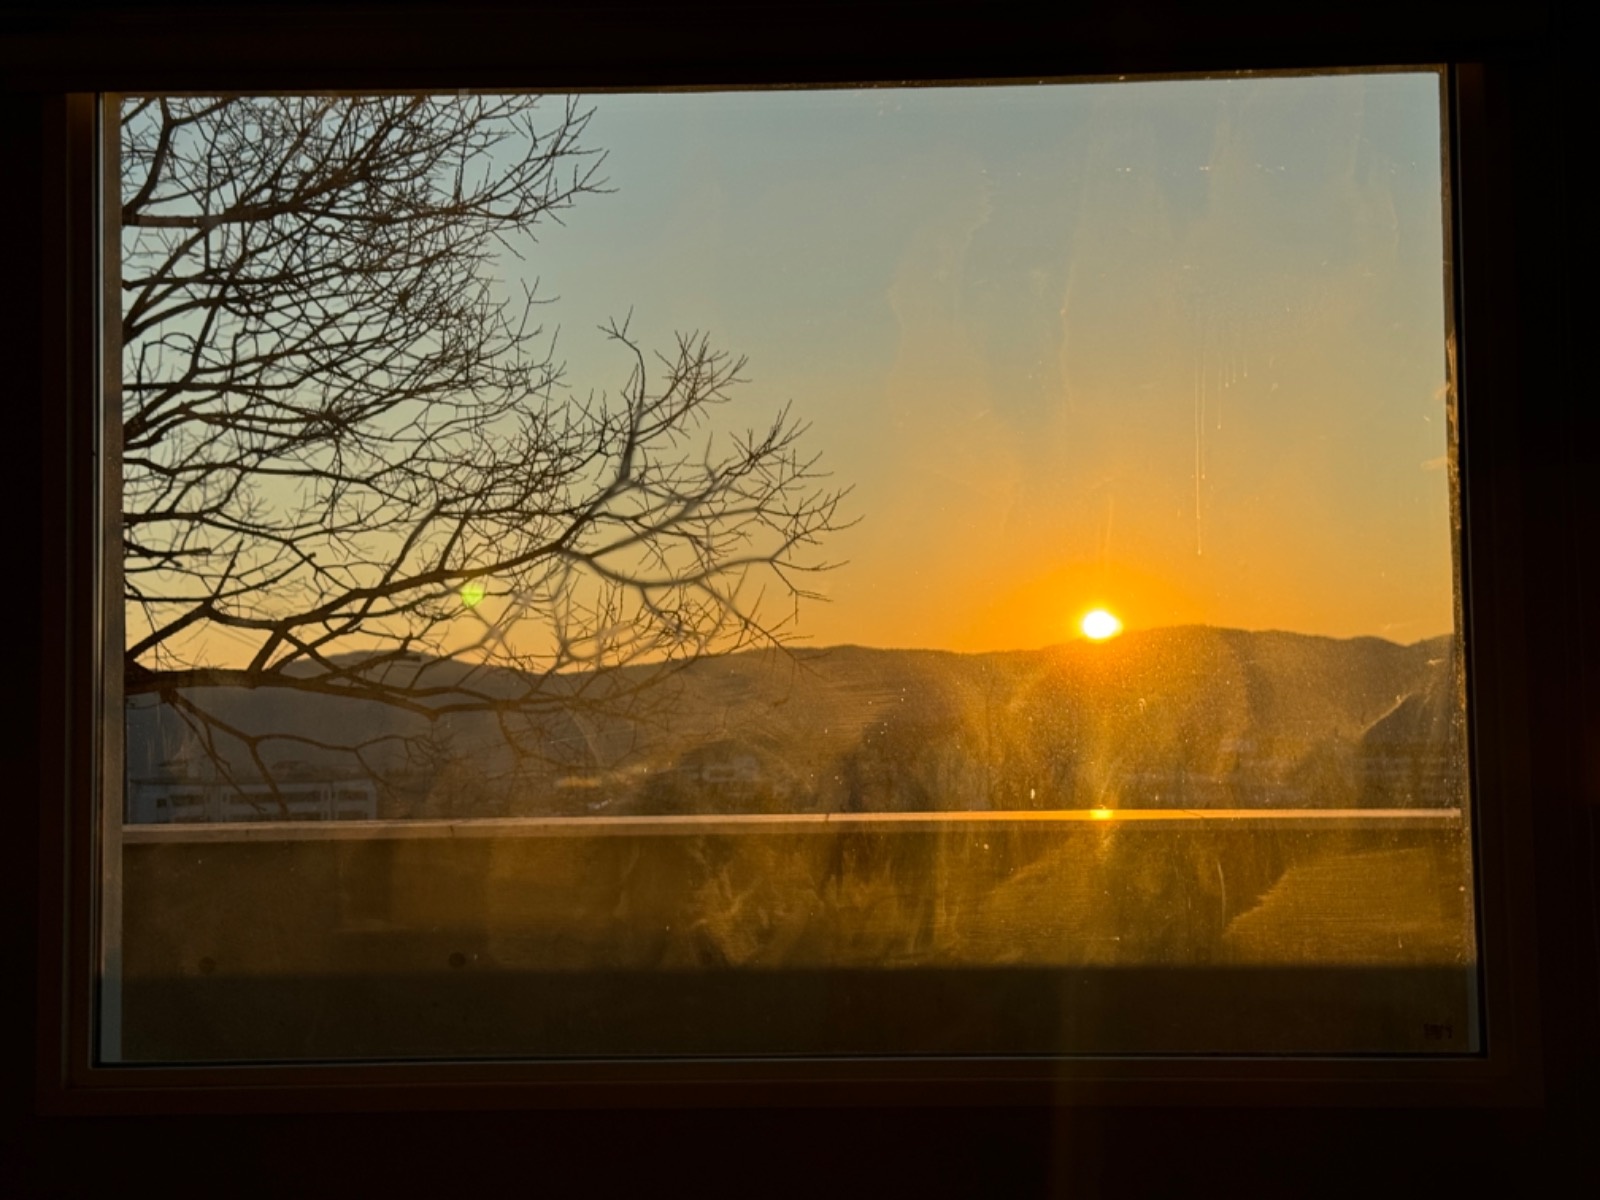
[460,579,487,609]
[1080,608,1123,641]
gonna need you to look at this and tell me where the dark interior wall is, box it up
[3,3,1593,1193]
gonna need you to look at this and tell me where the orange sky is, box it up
[523,74,1454,651]
[128,73,1458,669]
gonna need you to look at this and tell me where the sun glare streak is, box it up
[1081,609,1122,641]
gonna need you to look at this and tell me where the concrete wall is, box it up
[118,812,1476,1060]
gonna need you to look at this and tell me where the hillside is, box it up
[125,627,1464,819]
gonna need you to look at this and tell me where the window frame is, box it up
[24,5,1554,1115]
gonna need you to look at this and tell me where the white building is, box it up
[127,765,378,824]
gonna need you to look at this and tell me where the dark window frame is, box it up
[18,3,1570,1116]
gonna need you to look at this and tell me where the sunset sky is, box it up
[513,71,1454,653]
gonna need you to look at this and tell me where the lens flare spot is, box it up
[1081,609,1123,641]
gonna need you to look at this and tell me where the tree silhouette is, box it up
[118,94,848,807]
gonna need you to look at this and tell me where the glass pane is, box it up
[106,73,1476,1062]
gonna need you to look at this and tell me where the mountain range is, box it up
[125,626,1464,818]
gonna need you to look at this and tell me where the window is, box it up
[28,7,1556,1112]
[104,73,1486,1066]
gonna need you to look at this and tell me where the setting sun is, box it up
[1081,609,1123,641]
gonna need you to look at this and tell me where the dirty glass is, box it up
[104,72,1477,1062]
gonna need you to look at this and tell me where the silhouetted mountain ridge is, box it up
[125,626,1463,818]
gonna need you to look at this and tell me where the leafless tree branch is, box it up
[121,94,851,806]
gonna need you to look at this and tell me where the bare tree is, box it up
[118,94,848,807]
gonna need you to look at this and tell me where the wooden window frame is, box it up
[18,3,1563,1115]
